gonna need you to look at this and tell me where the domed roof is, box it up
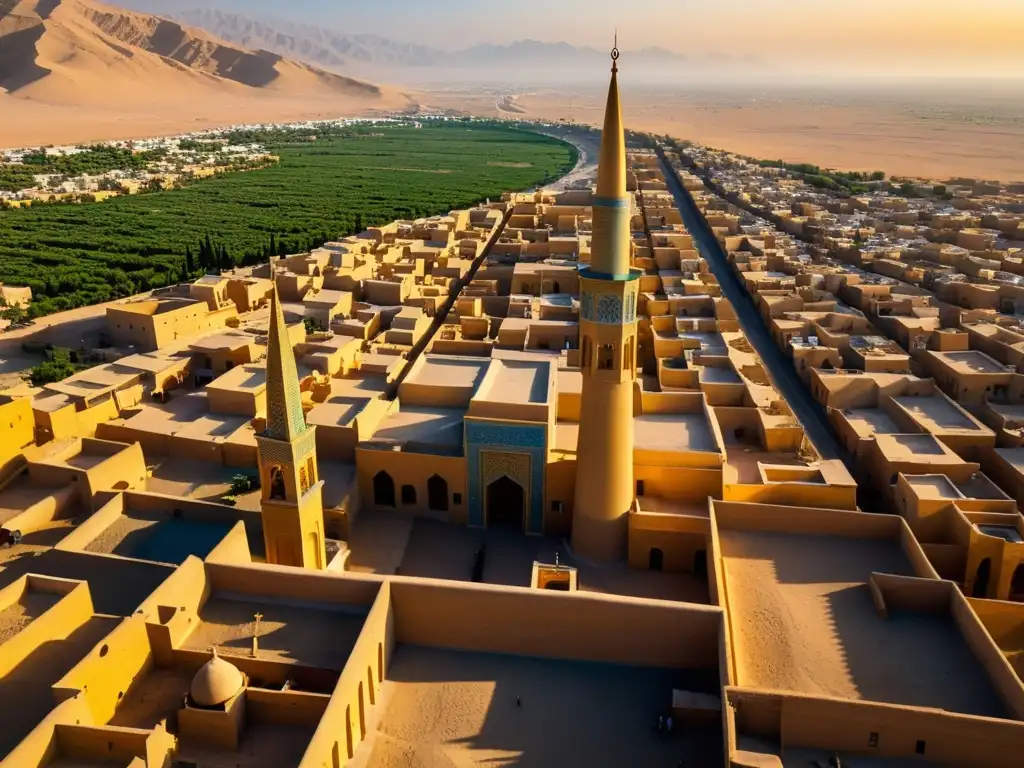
[190,648,244,708]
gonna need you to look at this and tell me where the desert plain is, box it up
[421,80,1024,182]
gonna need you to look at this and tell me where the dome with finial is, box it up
[190,648,245,708]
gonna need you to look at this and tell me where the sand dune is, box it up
[0,0,413,148]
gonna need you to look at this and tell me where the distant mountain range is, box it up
[0,0,400,103]
[166,8,444,71]
[112,4,758,81]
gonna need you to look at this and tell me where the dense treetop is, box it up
[0,124,577,316]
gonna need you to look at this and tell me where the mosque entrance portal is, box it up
[486,475,525,529]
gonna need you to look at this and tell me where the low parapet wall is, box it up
[389,577,721,670]
[727,685,1024,766]
[0,575,93,679]
[711,499,939,580]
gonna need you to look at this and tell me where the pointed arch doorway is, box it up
[486,475,525,530]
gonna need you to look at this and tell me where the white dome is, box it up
[190,649,244,707]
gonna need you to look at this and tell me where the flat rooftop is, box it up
[720,529,1007,717]
[329,374,389,399]
[724,449,814,486]
[893,395,990,435]
[189,330,260,352]
[306,396,370,428]
[842,408,903,438]
[635,412,718,453]
[358,645,721,768]
[876,433,965,462]
[698,365,742,384]
[406,355,488,389]
[904,474,964,500]
[371,407,465,452]
[476,359,551,405]
[206,363,267,393]
[144,458,244,502]
[933,349,1010,375]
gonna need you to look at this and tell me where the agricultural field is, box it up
[0,124,576,316]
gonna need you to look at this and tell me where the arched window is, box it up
[269,466,286,500]
[401,484,417,505]
[373,471,395,508]
[598,343,615,371]
[581,337,592,370]
[299,467,309,495]
[306,457,316,485]
[428,475,449,512]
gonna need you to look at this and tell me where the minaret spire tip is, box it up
[611,30,619,73]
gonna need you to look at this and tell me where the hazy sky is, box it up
[129,0,1024,75]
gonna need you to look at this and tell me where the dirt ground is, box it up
[144,458,240,502]
[362,516,711,604]
[83,513,161,556]
[720,529,1007,717]
[0,353,41,393]
[0,589,60,644]
[358,645,722,768]
[424,84,1024,181]
[183,596,366,670]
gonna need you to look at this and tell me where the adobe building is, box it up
[0,282,32,308]
[107,296,237,352]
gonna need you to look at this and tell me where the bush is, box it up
[29,349,81,386]
[230,474,257,495]
[0,304,26,325]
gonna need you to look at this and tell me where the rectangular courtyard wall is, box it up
[389,577,721,670]
[727,686,1024,765]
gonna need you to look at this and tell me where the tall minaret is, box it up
[256,286,326,569]
[571,40,640,563]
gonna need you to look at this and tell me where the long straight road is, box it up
[657,149,856,474]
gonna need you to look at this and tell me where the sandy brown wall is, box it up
[53,614,154,725]
[300,581,394,767]
[949,589,1024,719]
[355,448,467,525]
[712,500,901,539]
[728,686,1024,765]
[245,689,331,727]
[390,578,721,670]
[206,562,381,608]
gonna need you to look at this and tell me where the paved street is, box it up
[657,149,854,472]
